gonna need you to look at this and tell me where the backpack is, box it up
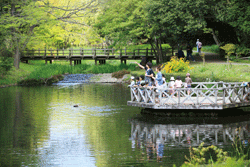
[198,42,202,48]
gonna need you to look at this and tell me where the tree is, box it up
[0,0,52,69]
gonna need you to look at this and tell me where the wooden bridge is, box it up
[127,82,250,110]
[20,48,161,65]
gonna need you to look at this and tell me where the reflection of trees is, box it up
[0,87,51,166]
[130,119,250,162]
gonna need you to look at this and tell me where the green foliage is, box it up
[184,142,228,166]
[88,63,136,74]
[199,45,220,54]
[181,157,249,167]
[220,44,236,57]
[26,64,90,80]
[0,48,13,75]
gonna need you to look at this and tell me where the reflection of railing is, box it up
[128,82,250,110]
[130,120,250,148]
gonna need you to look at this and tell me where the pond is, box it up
[0,83,250,167]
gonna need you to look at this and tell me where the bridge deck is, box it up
[127,82,250,110]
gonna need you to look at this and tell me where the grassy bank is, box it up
[0,58,249,86]
[131,62,250,83]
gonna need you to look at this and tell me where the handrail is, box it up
[129,82,250,107]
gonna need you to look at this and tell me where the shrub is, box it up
[184,142,228,166]
[161,56,193,73]
[112,69,130,78]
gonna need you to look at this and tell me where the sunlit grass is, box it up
[162,62,250,82]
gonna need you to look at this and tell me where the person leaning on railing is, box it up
[241,82,250,102]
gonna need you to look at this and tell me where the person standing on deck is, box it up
[152,66,163,87]
[185,73,192,95]
[135,61,154,86]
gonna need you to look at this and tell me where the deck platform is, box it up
[127,82,250,110]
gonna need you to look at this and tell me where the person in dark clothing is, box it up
[186,44,195,62]
[135,61,154,86]
[178,48,185,59]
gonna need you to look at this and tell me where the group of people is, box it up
[128,61,193,96]
[177,39,202,62]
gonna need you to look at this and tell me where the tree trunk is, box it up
[211,29,221,46]
[14,44,20,69]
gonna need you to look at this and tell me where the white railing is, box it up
[129,82,250,107]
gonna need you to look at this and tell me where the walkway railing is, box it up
[20,48,171,65]
[128,82,250,109]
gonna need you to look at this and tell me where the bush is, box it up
[184,142,228,166]
[0,49,13,75]
[112,69,130,78]
[161,56,193,73]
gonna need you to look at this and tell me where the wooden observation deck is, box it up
[127,82,250,110]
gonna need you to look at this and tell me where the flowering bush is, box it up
[161,56,193,73]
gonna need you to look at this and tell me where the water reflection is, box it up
[130,111,250,162]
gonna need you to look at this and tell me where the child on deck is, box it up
[174,76,182,97]
[139,75,145,87]
[185,73,192,95]
[135,76,140,87]
[128,76,135,87]
[169,77,175,96]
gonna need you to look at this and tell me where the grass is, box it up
[192,45,220,54]
[130,62,250,83]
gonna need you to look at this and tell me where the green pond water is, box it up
[1,83,250,167]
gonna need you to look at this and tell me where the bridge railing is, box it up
[129,82,250,107]
[21,48,167,59]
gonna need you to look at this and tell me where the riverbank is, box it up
[0,59,250,87]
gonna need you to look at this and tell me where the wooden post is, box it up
[223,88,226,105]
[197,127,199,144]
[57,48,59,58]
[32,48,35,58]
[38,48,40,57]
[120,49,122,64]
[178,89,180,105]
[50,48,52,57]
[146,48,148,62]
[70,60,72,66]
[44,47,46,59]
